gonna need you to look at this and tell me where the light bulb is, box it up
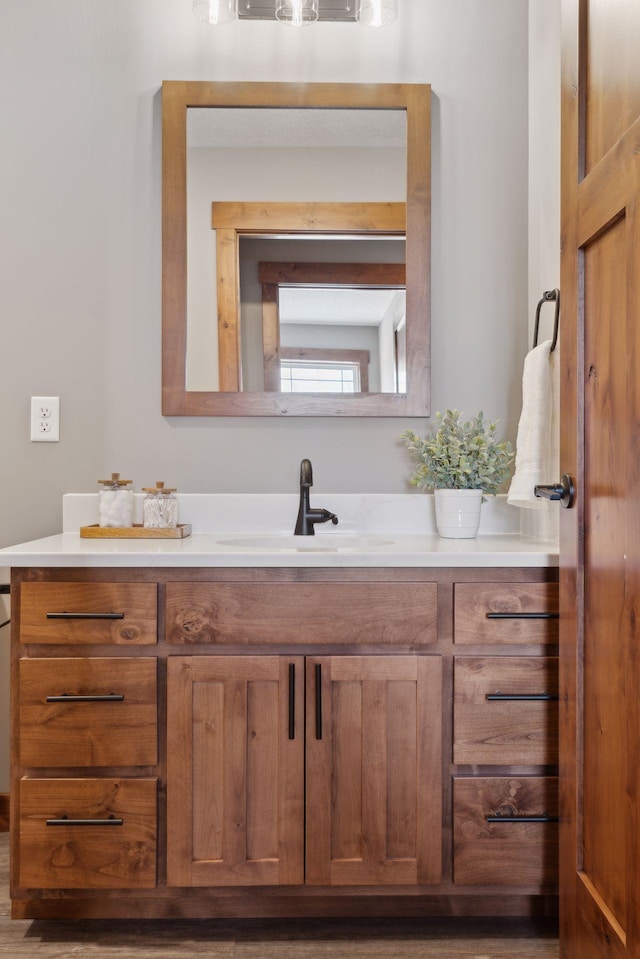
[357,0,398,27]
[275,0,319,27]
[192,0,237,26]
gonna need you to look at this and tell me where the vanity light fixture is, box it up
[192,0,398,26]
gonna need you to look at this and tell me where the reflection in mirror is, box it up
[209,201,406,393]
[253,260,406,395]
[278,290,406,395]
[186,106,407,394]
[162,81,431,416]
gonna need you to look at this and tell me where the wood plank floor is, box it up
[0,836,558,958]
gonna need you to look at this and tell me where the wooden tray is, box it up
[80,524,192,539]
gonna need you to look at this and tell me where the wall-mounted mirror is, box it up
[162,81,430,416]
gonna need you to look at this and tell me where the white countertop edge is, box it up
[0,532,559,569]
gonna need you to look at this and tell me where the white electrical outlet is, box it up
[30,396,60,442]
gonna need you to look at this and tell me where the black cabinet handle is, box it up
[46,694,125,703]
[288,663,296,740]
[46,816,123,827]
[46,611,124,620]
[486,814,559,823]
[486,693,559,702]
[486,611,559,620]
[315,663,323,740]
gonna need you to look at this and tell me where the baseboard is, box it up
[0,793,9,832]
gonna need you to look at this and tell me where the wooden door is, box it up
[305,655,442,886]
[560,2,640,956]
[166,656,304,886]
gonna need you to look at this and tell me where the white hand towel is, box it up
[507,340,553,508]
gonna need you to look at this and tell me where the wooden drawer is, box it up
[20,582,157,645]
[454,582,558,645]
[19,658,157,767]
[166,582,437,646]
[19,778,157,888]
[454,657,558,765]
[453,776,558,886]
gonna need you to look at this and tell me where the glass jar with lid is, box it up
[142,481,179,529]
[98,473,134,528]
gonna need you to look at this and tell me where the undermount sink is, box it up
[216,534,395,552]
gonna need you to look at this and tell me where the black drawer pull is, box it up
[486,814,559,824]
[46,815,124,827]
[288,663,296,740]
[315,663,323,740]
[46,694,125,703]
[486,693,559,702]
[46,611,125,620]
[485,611,559,620]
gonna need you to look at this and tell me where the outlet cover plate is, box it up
[30,396,60,442]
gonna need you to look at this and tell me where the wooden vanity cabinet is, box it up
[11,565,558,920]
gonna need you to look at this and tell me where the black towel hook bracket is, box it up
[533,288,560,353]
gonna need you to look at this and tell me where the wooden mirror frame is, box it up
[162,80,431,417]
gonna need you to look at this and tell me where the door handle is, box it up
[534,473,575,508]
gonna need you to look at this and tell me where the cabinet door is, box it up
[305,655,442,886]
[167,656,304,886]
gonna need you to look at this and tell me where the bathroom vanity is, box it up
[2,495,559,920]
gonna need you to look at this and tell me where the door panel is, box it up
[166,656,304,886]
[584,0,640,172]
[305,655,442,886]
[561,1,640,955]
[582,217,628,942]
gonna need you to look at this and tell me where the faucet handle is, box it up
[320,509,339,526]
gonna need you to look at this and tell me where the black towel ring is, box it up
[533,288,560,353]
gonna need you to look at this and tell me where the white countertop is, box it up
[0,531,557,568]
[0,493,558,569]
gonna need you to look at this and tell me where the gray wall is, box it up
[526,0,560,542]
[0,0,531,549]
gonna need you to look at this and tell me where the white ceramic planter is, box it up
[433,488,484,539]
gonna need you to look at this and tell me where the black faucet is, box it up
[294,459,339,536]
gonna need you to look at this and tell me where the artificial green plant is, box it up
[401,409,514,495]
